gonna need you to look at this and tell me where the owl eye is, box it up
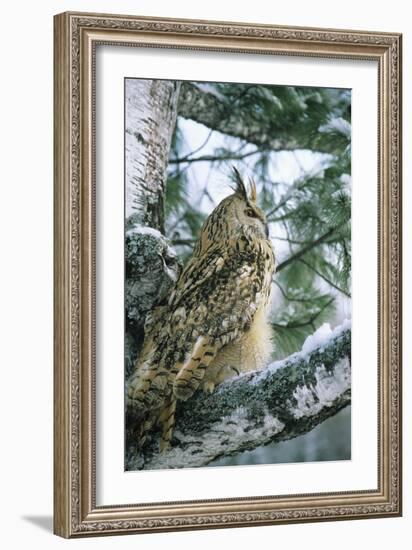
[245,208,257,218]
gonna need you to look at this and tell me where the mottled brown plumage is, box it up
[127,168,276,450]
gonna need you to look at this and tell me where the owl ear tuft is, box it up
[249,177,257,203]
[231,166,258,203]
[231,166,249,201]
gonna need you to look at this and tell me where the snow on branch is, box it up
[126,321,351,471]
[177,82,347,155]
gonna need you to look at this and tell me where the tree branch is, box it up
[126,323,351,470]
[169,148,261,165]
[275,223,345,273]
[177,82,345,155]
[171,238,196,247]
[299,258,351,298]
[272,297,334,331]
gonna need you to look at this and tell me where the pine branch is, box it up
[178,82,347,155]
[274,281,326,304]
[276,223,346,273]
[299,258,351,297]
[274,236,314,246]
[169,148,260,165]
[272,297,334,330]
[266,177,311,218]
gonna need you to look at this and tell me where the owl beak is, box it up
[265,224,269,239]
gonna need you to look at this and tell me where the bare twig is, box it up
[276,223,346,273]
[272,297,334,330]
[169,148,260,165]
[299,258,351,298]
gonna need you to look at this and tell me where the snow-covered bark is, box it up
[126,322,351,470]
[126,79,181,232]
[125,226,181,376]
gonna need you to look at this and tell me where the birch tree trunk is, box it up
[126,79,181,232]
[125,79,182,374]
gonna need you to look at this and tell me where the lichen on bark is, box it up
[125,223,181,377]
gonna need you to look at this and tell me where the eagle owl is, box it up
[127,168,276,451]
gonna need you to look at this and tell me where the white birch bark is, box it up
[125,79,181,231]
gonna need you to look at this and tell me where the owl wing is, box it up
[172,246,264,400]
[127,245,264,407]
[126,243,268,450]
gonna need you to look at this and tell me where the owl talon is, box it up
[159,439,170,453]
[202,381,215,394]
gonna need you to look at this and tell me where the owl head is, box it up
[226,167,269,240]
[194,168,270,256]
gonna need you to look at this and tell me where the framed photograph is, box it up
[53,11,402,538]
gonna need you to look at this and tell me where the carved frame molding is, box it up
[53,11,402,538]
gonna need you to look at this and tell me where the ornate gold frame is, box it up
[53,11,402,538]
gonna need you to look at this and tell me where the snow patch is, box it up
[319,117,351,138]
[252,319,351,385]
[301,323,332,355]
[193,83,226,102]
[289,358,350,419]
[301,319,351,356]
[340,173,352,187]
[127,225,163,239]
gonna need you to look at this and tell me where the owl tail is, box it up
[127,358,169,414]
[173,336,217,401]
[135,399,176,453]
[158,398,177,452]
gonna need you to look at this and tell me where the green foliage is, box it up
[166,82,351,359]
